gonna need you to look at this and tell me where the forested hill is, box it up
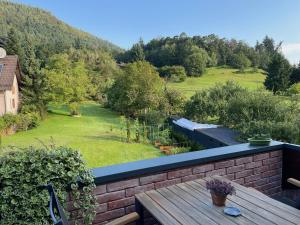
[0,1,122,55]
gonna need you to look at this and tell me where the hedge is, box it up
[0,146,96,225]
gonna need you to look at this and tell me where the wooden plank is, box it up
[200,177,300,224]
[106,212,139,225]
[157,187,219,225]
[194,179,296,225]
[135,193,182,225]
[146,190,201,225]
[178,182,273,225]
[168,184,255,225]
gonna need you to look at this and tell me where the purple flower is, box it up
[206,179,236,196]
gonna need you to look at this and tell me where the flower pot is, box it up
[248,138,272,146]
[159,145,173,151]
[210,191,227,206]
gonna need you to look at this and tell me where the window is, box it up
[0,64,3,74]
[12,99,15,109]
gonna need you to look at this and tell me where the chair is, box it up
[287,178,300,209]
[45,184,140,225]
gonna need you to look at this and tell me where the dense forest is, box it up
[0,1,122,60]
[117,33,280,74]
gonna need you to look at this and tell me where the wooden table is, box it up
[135,176,300,225]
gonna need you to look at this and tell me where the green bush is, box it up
[287,83,300,95]
[16,112,41,131]
[159,65,187,82]
[0,146,96,225]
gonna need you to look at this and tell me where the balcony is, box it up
[67,141,300,224]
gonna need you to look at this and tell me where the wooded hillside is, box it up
[0,1,122,55]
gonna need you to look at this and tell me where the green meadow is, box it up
[168,67,266,98]
[1,103,162,168]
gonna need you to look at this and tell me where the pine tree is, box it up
[5,28,24,62]
[21,36,50,118]
[264,53,291,93]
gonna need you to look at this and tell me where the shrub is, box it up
[185,81,245,122]
[159,65,187,82]
[287,83,300,95]
[0,146,96,225]
[16,112,41,131]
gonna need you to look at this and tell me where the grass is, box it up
[168,67,266,98]
[1,102,162,168]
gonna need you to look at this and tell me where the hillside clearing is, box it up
[1,103,162,168]
[168,67,266,98]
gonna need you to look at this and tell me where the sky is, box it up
[13,0,300,64]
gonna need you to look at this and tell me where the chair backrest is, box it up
[45,184,70,225]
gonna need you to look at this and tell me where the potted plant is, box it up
[248,133,272,146]
[206,179,236,206]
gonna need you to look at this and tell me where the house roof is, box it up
[196,127,242,146]
[0,55,21,91]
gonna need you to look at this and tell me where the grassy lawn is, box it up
[168,67,266,98]
[1,103,162,168]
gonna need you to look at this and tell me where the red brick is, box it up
[254,165,269,174]
[193,164,214,174]
[224,174,235,180]
[245,174,261,183]
[245,161,262,169]
[108,197,135,210]
[93,208,125,223]
[264,156,282,165]
[254,178,269,187]
[262,169,280,178]
[232,178,245,185]
[205,168,226,176]
[107,179,139,192]
[226,165,245,174]
[269,175,281,183]
[125,205,136,214]
[253,153,269,161]
[269,162,282,170]
[270,151,282,158]
[181,173,205,182]
[215,160,234,169]
[140,173,167,185]
[235,156,253,165]
[126,183,154,197]
[97,190,125,204]
[93,185,107,195]
[235,170,252,179]
[96,203,108,214]
[155,178,181,189]
[168,168,192,179]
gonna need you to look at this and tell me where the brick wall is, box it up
[71,150,283,225]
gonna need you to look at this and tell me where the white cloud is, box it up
[281,43,300,65]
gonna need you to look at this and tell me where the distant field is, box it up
[168,67,266,98]
[1,103,162,168]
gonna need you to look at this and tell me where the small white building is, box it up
[0,49,21,116]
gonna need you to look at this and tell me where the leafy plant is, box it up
[0,146,97,225]
[206,179,236,196]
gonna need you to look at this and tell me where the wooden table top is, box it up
[135,176,300,225]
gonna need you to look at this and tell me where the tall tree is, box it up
[5,28,24,62]
[264,53,291,93]
[129,43,145,62]
[21,36,50,118]
[45,54,90,115]
[107,61,165,117]
[290,63,300,84]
